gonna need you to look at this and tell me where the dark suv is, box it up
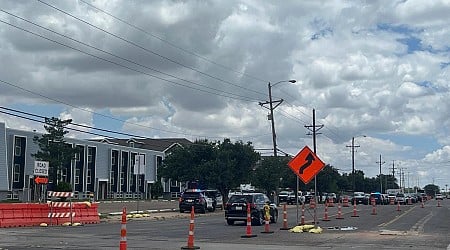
[225,193,278,226]
[179,189,207,214]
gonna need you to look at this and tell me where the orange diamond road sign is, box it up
[288,146,325,184]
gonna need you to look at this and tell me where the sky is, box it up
[0,0,449,191]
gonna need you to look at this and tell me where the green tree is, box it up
[251,156,291,194]
[32,117,79,189]
[424,184,440,196]
[159,139,260,202]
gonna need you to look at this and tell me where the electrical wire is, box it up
[0,18,256,103]
[78,0,268,84]
[37,0,268,99]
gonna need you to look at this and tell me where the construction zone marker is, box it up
[351,200,359,217]
[322,203,330,221]
[241,203,257,238]
[289,224,322,234]
[300,204,305,225]
[280,203,290,230]
[396,201,401,212]
[437,200,442,207]
[336,203,344,219]
[181,206,200,249]
[261,203,274,234]
[120,207,127,250]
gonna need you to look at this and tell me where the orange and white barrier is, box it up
[241,203,257,238]
[120,207,127,250]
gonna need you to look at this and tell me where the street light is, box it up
[347,135,366,191]
[259,79,296,157]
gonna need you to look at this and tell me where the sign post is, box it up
[288,146,325,227]
[33,161,49,203]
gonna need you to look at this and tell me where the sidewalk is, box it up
[97,199,179,215]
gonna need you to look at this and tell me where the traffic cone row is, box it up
[342,197,349,207]
[309,198,316,209]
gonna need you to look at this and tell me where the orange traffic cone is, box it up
[396,201,401,211]
[261,212,274,234]
[351,199,359,217]
[181,206,200,249]
[322,203,330,221]
[336,203,344,219]
[371,201,377,215]
[120,207,127,250]
[241,203,257,238]
[280,203,290,230]
[300,204,305,225]
[437,200,442,207]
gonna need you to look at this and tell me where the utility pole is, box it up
[391,160,397,189]
[259,80,296,157]
[376,154,385,193]
[304,109,323,227]
[347,138,360,191]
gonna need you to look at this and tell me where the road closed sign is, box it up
[288,146,325,184]
[34,161,49,176]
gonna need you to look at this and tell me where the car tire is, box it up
[179,209,184,213]
[256,212,264,226]
[226,219,234,225]
[200,206,206,214]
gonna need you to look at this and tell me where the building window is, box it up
[61,168,67,182]
[75,169,80,184]
[75,152,80,162]
[13,164,20,182]
[121,154,126,167]
[120,171,124,187]
[88,148,93,163]
[14,137,22,156]
[130,173,134,186]
[87,169,92,185]
[109,170,115,186]
[112,153,116,165]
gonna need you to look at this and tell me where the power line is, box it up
[37,0,268,99]
[78,0,267,84]
[0,16,256,103]
[0,106,148,139]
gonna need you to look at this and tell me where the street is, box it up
[0,199,448,249]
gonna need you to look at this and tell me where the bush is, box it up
[55,182,72,192]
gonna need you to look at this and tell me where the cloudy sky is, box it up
[0,0,449,190]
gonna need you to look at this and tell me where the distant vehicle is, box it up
[435,193,444,200]
[278,190,293,204]
[225,193,278,226]
[352,192,365,204]
[326,193,337,203]
[205,189,223,209]
[179,189,208,213]
[396,193,406,205]
[369,192,383,205]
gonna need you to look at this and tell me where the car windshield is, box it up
[228,195,253,203]
[396,194,404,197]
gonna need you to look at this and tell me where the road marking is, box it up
[378,205,416,227]
[408,211,433,234]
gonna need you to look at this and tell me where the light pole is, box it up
[347,135,366,191]
[259,79,296,157]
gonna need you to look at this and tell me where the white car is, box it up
[435,193,444,200]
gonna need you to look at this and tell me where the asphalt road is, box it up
[0,199,449,249]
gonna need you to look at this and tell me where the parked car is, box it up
[278,190,293,204]
[205,189,223,209]
[352,192,365,204]
[179,189,208,213]
[395,193,406,205]
[369,192,384,205]
[435,193,444,200]
[225,193,278,226]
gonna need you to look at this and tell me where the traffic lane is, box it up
[285,203,408,231]
[0,208,448,250]
[423,199,449,234]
